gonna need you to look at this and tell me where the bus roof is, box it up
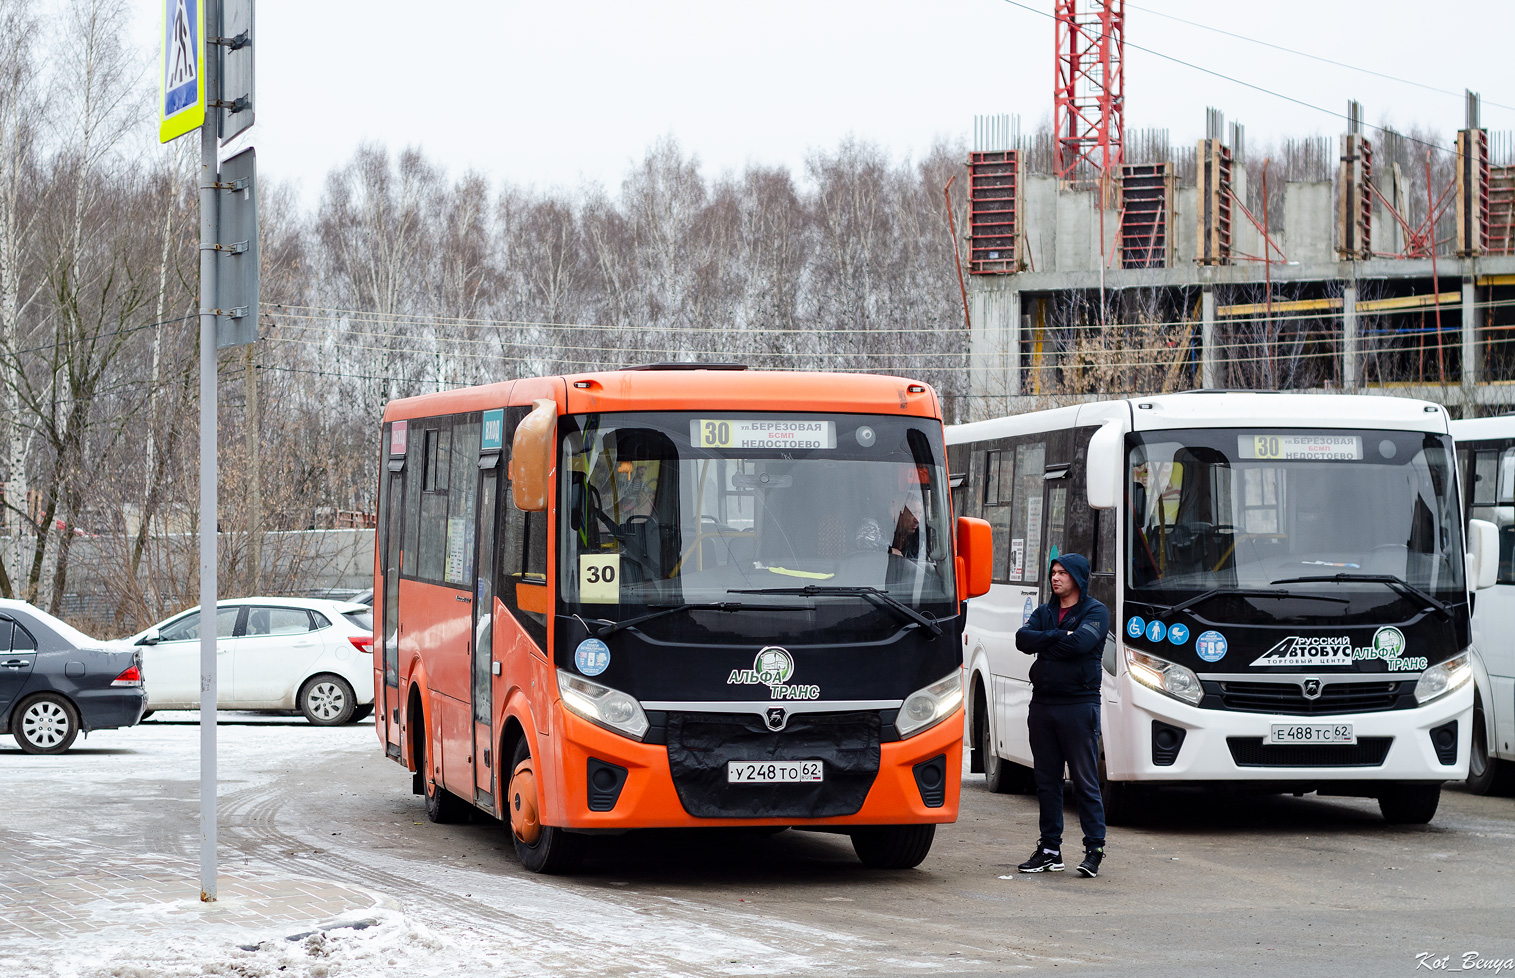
[382,369,943,423]
[1449,414,1515,442]
[947,392,1451,444]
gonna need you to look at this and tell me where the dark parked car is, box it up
[0,600,146,754]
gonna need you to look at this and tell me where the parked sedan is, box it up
[130,598,374,725]
[0,599,146,754]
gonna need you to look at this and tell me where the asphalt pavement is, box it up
[2,716,1512,977]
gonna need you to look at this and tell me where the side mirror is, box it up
[140,629,161,646]
[956,516,993,600]
[509,398,557,513]
[1085,420,1126,510]
[1468,518,1499,591]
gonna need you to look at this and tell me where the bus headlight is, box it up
[1124,647,1204,706]
[557,670,650,741]
[1414,652,1472,705]
[897,671,964,739]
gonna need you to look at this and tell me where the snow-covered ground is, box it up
[0,717,881,978]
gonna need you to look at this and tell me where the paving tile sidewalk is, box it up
[0,830,391,949]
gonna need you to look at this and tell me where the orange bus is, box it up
[374,366,991,872]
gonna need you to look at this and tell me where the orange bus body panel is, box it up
[553,706,963,828]
[381,369,959,831]
[381,371,941,425]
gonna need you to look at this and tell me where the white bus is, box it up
[948,392,1495,824]
[1449,415,1515,795]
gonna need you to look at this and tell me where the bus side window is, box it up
[1010,441,1046,582]
[499,406,549,649]
[1470,448,1515,584]
[982,447,1014,583]
[417,425,452,583]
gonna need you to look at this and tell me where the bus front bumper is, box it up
[552,705,963,829]
[1104,677,1473,783]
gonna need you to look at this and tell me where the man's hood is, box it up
[1051,552,1092,596]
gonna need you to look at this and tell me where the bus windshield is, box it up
[558,411,955,639]
[1127,427,1464,602]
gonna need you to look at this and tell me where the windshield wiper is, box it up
[1160,586,1349,617]
[1268,573,1454,620]
[594,601,807,638]
[728,585,944,636]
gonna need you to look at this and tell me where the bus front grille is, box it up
[1211,680,1408,715]
[665,711,881,819]
[1226,736,1393,767]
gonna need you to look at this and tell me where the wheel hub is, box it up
[509,758,541,844]
[23,703,66,746]
[310,683,344,720]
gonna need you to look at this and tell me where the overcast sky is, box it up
[136,0,1515,203]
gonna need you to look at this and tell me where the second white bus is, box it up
[1449,414,1515,795]
[949,392,1493,824]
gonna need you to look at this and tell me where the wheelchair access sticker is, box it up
[578,554,621,604]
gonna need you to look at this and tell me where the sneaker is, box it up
[1017,846,1064,873]
[1076,848,1104,878]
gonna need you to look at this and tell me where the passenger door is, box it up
[232,606,325,706]
[1469,446,1515,755]
[144,607,241,707]
[0,619,37,718]
[472,411,504,810]
[380,421,409,756]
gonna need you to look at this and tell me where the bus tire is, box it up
[299,675,356,726]
[978,693,1037,795]
[850,824,936,869]
[1378,783,1441,824]
[418,728,469,824]
[13,693,80,755]
[508,739,584,874]
[1099,751,1144,825]
[1466,698,1515,796]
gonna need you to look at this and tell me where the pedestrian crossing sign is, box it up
[159,0,205,143]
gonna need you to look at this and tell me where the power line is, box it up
[997,0,1458,154]
[1124,1,1514,115]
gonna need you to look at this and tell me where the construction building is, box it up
[963,2,1515,419]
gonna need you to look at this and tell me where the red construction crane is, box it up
[1053,0,1125,182]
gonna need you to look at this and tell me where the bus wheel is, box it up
[419,736,469,824]
[850,824,936,869]
[1378,783,1441,824]
[507,740,584,874]
[1467,698,1515,796]
[424,781,470,824]
[1099,752,1144,826]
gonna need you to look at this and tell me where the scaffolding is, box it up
[1053,0,1125,182]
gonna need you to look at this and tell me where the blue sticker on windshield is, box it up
[1195,630,1228,662]
[1168,623,1190,645]
[1145,620,1167,643]
[1126,616,1145,639]
[1023,596,1035,625]
[574,638,611,677]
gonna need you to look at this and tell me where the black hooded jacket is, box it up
[1014,553,1110,705]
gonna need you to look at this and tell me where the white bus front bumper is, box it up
[1104,675,1473,783]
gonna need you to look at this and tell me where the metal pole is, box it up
[198,2,219,903]
[1342,285,1358,390]
[1201,290,1217,389]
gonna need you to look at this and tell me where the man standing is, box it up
[1015,553,1110,878]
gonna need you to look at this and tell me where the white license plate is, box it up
[1268,723,1356,745]
[727,760,824,784]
